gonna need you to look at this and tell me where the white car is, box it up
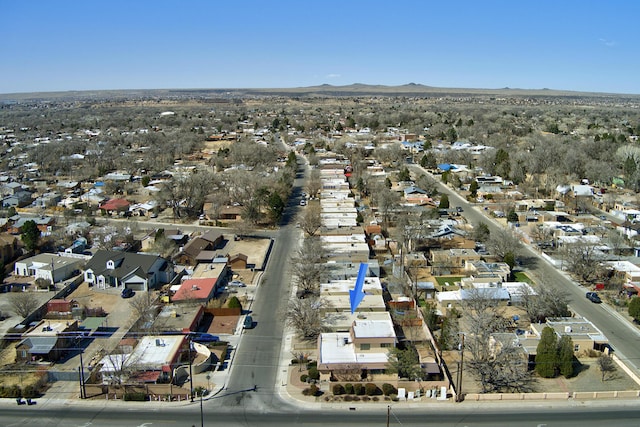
[229,280,246,287]
[300,200,307,206]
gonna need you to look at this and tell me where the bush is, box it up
[344,383,354,394]
[0,385,22,398]
[308,366,320,381]
[362,396,371,402]
[365,383,380,396]
[302,384,320,396]
[332,384,345,395]
[300,374,309,383]
[307,360,317,369]
[353,383,364,395]
[22,385,39,398]
[124,392,147,401]
[382,383,397,396]
[227,296,242,310]
[344,394,353,402]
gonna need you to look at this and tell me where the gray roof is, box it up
[19,337,58,354]
[85,250,165,279]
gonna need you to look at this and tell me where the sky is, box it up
[2,0,639,95]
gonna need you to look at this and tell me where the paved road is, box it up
[409,164,640,375]
[3,400,640,426]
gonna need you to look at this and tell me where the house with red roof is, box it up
[99,198,130,213]
[172,278,218,303]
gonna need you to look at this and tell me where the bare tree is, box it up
[129,292,159,331]
[284,297,329,340]
[299,203,322,236]
[460,288,534,392]
[519,284,571,323]
[290,237,327,296]
[486,227,522,260]
[561,238,604,283]
[10,292,40,318]
[596,354,616,382]
[306,169,321,199]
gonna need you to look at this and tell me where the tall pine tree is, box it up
[557,335,575,378]
[535,327,558,378]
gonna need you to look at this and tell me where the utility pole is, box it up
[189,338,194,403]
[456,333,465,402]
[386,405,390,427]
[79,351,86,399]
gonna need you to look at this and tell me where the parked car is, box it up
[300,199,307,206]
[191,333,219,343]
[229,280,246,287]
[121,288,134,298]
[586,292,602,303]
[243,315,254,329]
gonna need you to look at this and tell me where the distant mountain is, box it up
[1,83,638,103]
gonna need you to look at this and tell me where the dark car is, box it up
[586,292,602,303]
[121,288,134,298]
[192,333,219,343]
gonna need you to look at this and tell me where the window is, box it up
[360,343,370,351]
[106,260,115,269]
[380,343,392,348]
[574,344,580,352]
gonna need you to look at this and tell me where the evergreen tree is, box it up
[20,220,40,252]
[557,335,575,377]
[535,327,558,378]
[629,297,640,322]
[438,194,450,209]
[469,180,479,198]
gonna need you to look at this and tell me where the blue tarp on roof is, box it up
[438,163,454,171]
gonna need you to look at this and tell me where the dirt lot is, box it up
[444,350,640,394]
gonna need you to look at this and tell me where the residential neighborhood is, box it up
[1,88,640,415]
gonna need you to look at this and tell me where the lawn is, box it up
[434,276,463,289]
[513,271,533,284]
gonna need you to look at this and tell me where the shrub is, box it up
[344,383,354,394]
[373,396,379,402]
[124,392,147,401]
[353,396,361,401]
[382,383,397,396]
[365,383,380,396]
[22,385,39,398]
[303,384,320,396]
[227,296,242,310]
[300,374,309,383]
[307,366,320,381]
[0,385,22,398]
[353,383,364,395]
[362,396,371,402]
[344,394,353,402]
[307,360,317,369]
[332,384,345,395]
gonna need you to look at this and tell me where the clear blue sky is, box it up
[2,0,639,95]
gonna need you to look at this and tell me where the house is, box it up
[403,186,432,206]
[430,248,481,275]
[15,320,79,362]
[518,316,609,362]
[99,198,131,214]
[98,335,186,385]
[171,278,218,303]
[2,190,33,208]
[84,250,175,291]
[14,253,85,283]
[317,317,397,380]
[174,231,225,265]
[216,205,243,221]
